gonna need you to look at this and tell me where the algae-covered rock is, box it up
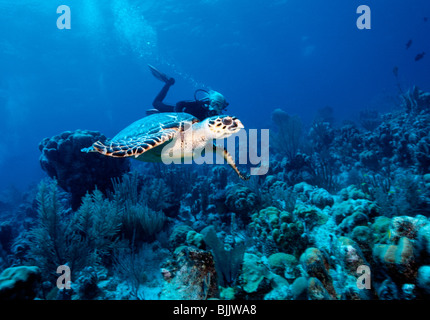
[334,236,368,276]
[290,276,333,300]
[310,188,334,209]
[294,202,328,229]
[293,182,314,196]
[238,253,291,299]
[350,226,375,262]
[338,212,369,234]
[332,198,378,233]
[268,253,300,280]
[389,215,427,243]
[186,230,206,249]
[418,224,430,261]
[307,277,333,300]
[241,253,269,294]
[160,246,218,300]
[250,206,306,256]
[219,286,235,300]
[373,237,417,283]
[299,247,336,298]
[291,276,309,300]
[339,185,369,201]
[293,182,334,209]
[169,224,194,248]
[371,216,392,243]
[417,265,430,295]
[0,266,41,300]
[264,274,291,300]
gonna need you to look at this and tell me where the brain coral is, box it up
[225,185,258,221]
[373,237,417,283]
[250,206,306,256]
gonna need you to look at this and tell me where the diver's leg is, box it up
[152,80,176,112]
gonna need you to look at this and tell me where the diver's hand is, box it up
[146,109,160,116]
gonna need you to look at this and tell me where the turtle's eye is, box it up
[182,121,192,131]
[222,117,232,126]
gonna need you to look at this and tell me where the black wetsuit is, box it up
[152,82,218,120]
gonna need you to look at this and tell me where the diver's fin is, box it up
[148,64,170,83]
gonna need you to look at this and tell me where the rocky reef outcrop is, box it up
[39,129,130,209]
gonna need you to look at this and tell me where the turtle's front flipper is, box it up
[213,144,249,180]
[89,129,178,158]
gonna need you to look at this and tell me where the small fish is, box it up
[393,66,398,77]
[415,52,426,61]
[406,39,413,50]
[388,229,391,240]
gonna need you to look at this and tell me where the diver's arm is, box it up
[152,80,176,112]
[175,100,210,120]
[175,100,207,111]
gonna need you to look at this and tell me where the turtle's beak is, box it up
[230,118,244,131]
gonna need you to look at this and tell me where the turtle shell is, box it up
[98,112,199,162]
[113,112,198,141]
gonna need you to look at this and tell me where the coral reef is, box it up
[239,253,271,297]
[299,247,336,299]
[0,266,41,300]
[250,206,306,256]
[160,246,218,300]
[373,237,417,283]
[39,130,130,209]
[267,253,300,280]
[225,184,259,222]
[2,86,430,300]
[200,226,245,287]
[270,108,303,160]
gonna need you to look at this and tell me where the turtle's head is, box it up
[204,115,244,139]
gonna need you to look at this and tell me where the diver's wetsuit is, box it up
[152,82,218,120]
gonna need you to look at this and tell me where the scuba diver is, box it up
[147,65,229,120]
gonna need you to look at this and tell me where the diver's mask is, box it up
[194,89,229,114]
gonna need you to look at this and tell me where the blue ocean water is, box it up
[1,0,430,301]
[0,0,428,189]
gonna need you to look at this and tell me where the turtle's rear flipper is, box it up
[146,108,160,116]
[81,146,96,153]
[91,129,178,158]
[213,144,250,180]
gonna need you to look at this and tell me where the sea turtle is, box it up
[82,112,249,180]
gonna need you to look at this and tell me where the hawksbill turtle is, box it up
[82,112,249,180]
